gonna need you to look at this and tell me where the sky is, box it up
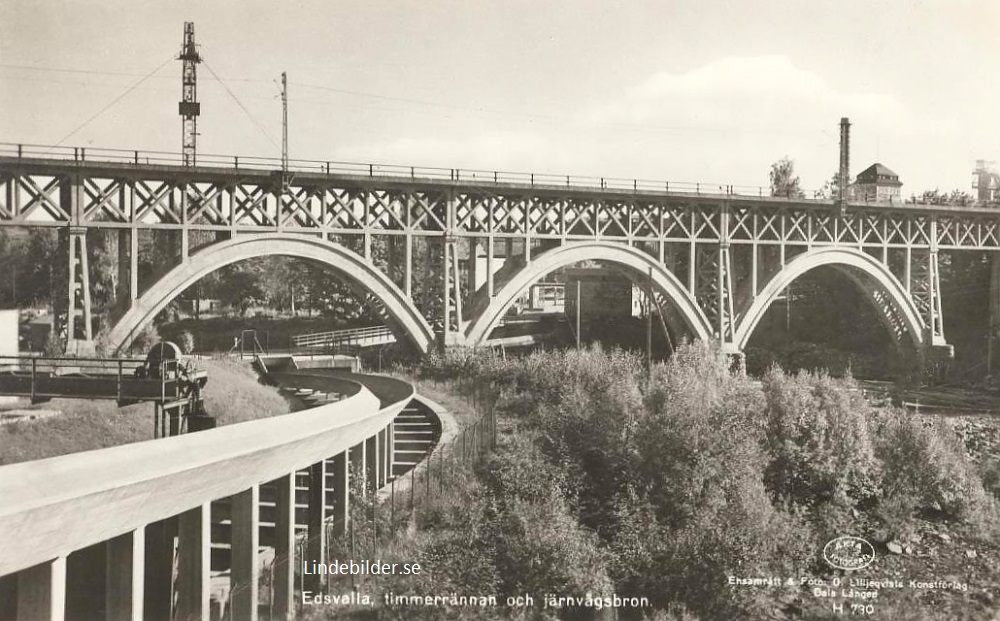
[0,0,997,195]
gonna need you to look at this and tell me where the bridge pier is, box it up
[116,229,139,307]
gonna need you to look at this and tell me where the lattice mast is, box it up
[178,22,202,167]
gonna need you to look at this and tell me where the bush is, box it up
[483,436,612,604]
[981,458,1000,501]
[129,324,159,355]
[638,341,766,529]
[761,368,882,510]
[876,411,994,524]
[175,330,195,354]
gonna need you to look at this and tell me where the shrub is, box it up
[638,341,767,529]
[175,330,195,354]
[876,411,994,524]
[43,331,64,356]
[646,465,815,619]
[761,368,881,509]
[129,324,159,355]
[981,458,1000,501]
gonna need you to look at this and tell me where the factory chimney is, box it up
[838,117,851,207]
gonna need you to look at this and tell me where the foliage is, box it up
[411,342,999,619]
[981,458,1000,501]
[482,434,613,603]
[214,266,266,316]
[125,324,159,356]
[175,330,195,354]
[761,367,882,510]
[875,410,996,524]
[910,188,975,206]
[769,157,804,199]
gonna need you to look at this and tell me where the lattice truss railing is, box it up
[695,245,735,342]
[909,250,945,341]
[1,168,998,251]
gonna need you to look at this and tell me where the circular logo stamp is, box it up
[823,536,876,571]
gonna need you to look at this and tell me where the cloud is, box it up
[584,55,941,138]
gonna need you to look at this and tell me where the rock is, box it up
[887,541,903,555]
[905,546,913,554]
[938,532,951,543]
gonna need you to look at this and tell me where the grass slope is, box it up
[0,359,289,465]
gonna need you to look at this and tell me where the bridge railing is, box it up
[6,142,997,208]
[1,141,812,199]
[291,325,394,349]
[0,354,189,403]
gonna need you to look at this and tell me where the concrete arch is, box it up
[106,233,434,354]
[733,247,925,352]
[465,241,712,345]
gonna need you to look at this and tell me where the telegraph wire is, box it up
[48,55,175,150]
[203,61,281,150]
[4,61,819,139]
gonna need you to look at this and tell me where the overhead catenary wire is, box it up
[48,55,175,150]
[203,60,281,150]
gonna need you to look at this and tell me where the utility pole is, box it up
[178,22,201,167]
[281,72,289,171]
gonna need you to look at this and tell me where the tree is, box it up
[769,157,804,199]
[817,171,843,200]
[215,267,266,316]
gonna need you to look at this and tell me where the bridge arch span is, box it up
[106,233,434,354]
[464,241,713,346]
[733,247,925,352]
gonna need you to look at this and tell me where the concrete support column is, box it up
[176,504,211,621]
[404,232,413,299]
[16,557,66,621]
[366,435,378,493]
[387,422,394,480]
[351,442,366,495]
[143,520,174,621]
[116,229,139,307]
[378,429,388,488]
[305,461,328,593]
[66,227,93,344]
[486,235,495,298]
[230,486,260,621]
[468,238,479,302]
[272,473,296,621]
[990,254,1000,375]
[105,529,144,621]
[442,238,451,343]
[331,452,349,539]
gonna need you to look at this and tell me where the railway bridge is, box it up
[4,142,999,363]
